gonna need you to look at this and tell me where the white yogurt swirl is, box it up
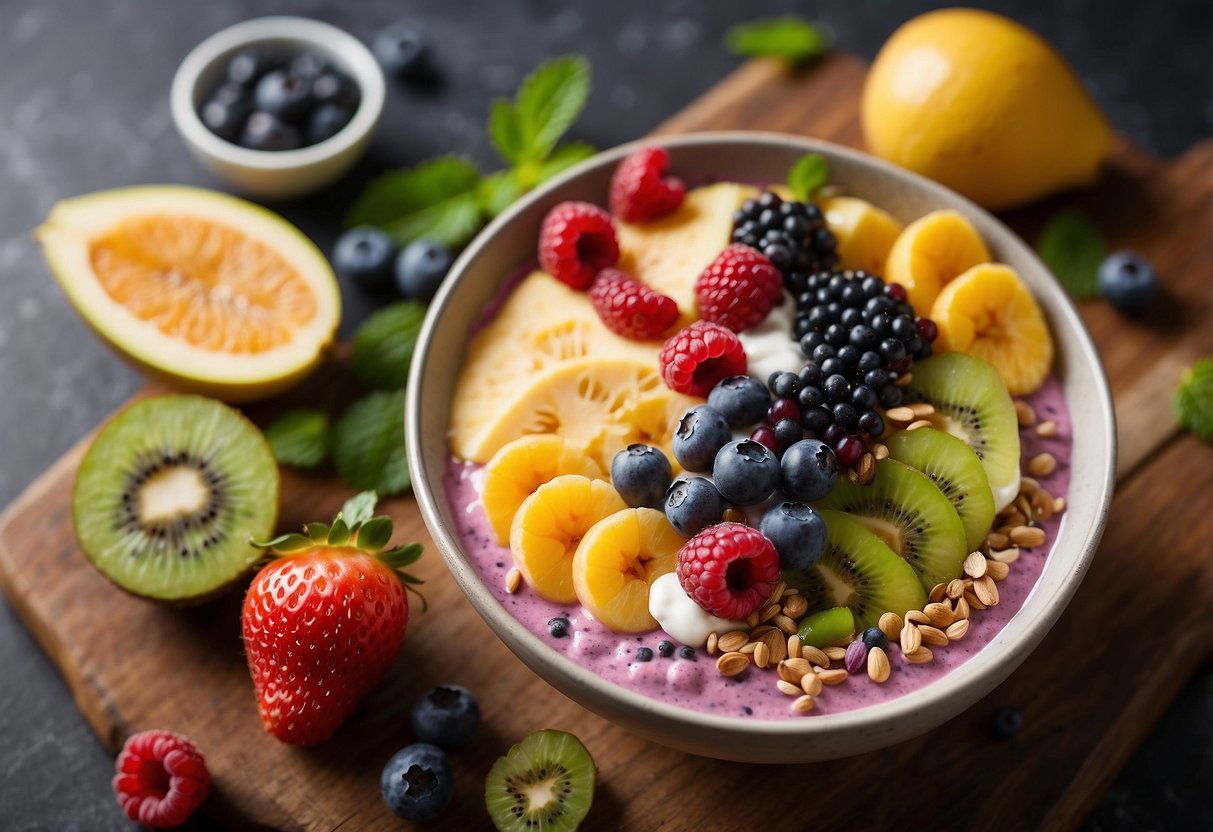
[648,571,747,647]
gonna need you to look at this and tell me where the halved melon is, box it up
[36,186,340,402]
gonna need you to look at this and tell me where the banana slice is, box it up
[885,210,990,315]
[482,435,604,546]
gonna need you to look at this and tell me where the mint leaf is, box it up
[347,156,484,248]
[725,16,831,64]
[488,99,528,166]
[534,141,597,185]
[491,56,590,165]
[264,410,329,468]
[1175,358,1213,443]
[331,390,411,496]
[478,169,525,219]
[787,153,829,201]
[340,491,379,527]
[1037,210,1107,299]
[351,301,428,389]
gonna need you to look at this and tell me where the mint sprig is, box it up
[787,153,829,202]
[346,156,483,248]
[1175,358,1213,443]
[489,56,589,165]
[351,301,428,389]
[331,389,411,497]
[725,16,831,64]
[1037,210,1107,299]
[264,410,330,469]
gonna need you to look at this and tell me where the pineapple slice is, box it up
[885,210,991,316]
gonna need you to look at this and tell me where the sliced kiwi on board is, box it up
[885,428,996,551]
[485,729,596,832]
[72,395,278,604]
[815,458,967,591]
[903,353,1021,512]
[783,510,926,630]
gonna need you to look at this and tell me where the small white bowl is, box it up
[171,16,385,200]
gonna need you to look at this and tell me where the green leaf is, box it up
[346,156,485,249]
[725,16,831,64]
[327,517,351,546]
[478,169,526,219]
[488,99,528,166]
[356,516,393,552]
[1037,210,1107,299]
[331,390,412,497]
[509,55,591,164]
[340,491,379,528]
[351,301,428,389]
[534,141,597,185]
[251,532,313,552]
[263,410,330,469]
[787,153,829,202]
[1175,358,1213,443]
[380,542,424,569]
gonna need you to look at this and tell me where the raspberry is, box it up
[676,522,781,620]
[659,321,748,396]
[538,201,619,289]
[588,269,680,339]
[609,146,686,222]
[693,244,784,332]
[112,730,210,829]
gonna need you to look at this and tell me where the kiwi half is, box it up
[885,428,996,551]
[904,353,1021,512]
[72,395,278,604]
[815,459,967,591]
[784,510,926,629]
[485,729,596,832]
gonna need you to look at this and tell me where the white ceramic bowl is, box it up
[407,132,1116,762]
[170,16,385,200]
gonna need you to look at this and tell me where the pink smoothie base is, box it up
[443,377,1071,720]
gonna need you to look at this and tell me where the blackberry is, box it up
[731,191,838,287]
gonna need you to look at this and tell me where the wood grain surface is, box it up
[1,53,1211,831]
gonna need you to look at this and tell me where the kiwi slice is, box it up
[815,458,967,590]
[885,428,996,551]
[797,606,855,649]
[784,510,927,629]
[485,729,596,832]
[72,395,278,604]
[904,353,1021,512]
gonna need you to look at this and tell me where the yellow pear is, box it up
[862,9,1112,209]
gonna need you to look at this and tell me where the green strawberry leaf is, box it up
[356,516,393,552]
[340,491,379,528]
[787,153,829,202]
[251,532,313,552]
[327,517,351,547]
[346,156,485,249]
[1175,358,1213,443]
[496,55,591,165]
[725,16,832,64]
[306,522,330,541]
[331,390,412,497]
[1037,209,1107,299]
[351,301,428,389]
[380,542,424,569]
[263,409,330,469]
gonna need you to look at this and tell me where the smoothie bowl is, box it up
[407,132,1114,763]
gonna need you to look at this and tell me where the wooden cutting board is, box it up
[2,53,1211,831]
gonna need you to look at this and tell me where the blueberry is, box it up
[409,685,480,749]
[395,238,453,301]
[780,439,838,502]
[857,410,885,436]
[380,743,454,822]
[239,111,301,151]
[664,477,724,536]
[823,374,851,403]
[798,385,825,409]
[759,502,827,570]
[634,647,654,662]
[672,405,733,472]
[768,371,801,399]
[548,617,569,638]
[861,626,889,652]
[374,20,431,80]
[879,338,907,364]
[679,646,697,660]
[657,640,675,657]
[991,705,1024,739]
[713,440,779,506]
[253,69,313,120]
[312,69,361,111]
[773,419,803,454]
[305,103,353,145]
[801,406,832,434]
[1098,250,1158,313]
[832,402,858,429]
[227,48,278,87]
[707,375,770,428]
[611,443,673,509]
[200,82,251,142]
[288,51,330,79]
[333,227,397,291]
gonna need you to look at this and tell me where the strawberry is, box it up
[242,492,425,746]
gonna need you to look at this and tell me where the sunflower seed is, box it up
[900,622,922,655]
[918,625,949,646]
[1015,400,1037,426]
[973,575,1000,606]
[777,679,803,696]
[787,634,801,660]
[779,658,813,683]
[718,630,749,653]
[905,646,934,664]
[716,651,750,677]
[1010,526,1046,548]
[885,406,915,422]
[774,614,799,635]
[505,568,523,594]
[754,641,771,669]
[879,611,903,640]
[947,578,967,599]
[906,610,930,625]
[817,668,849,686]
[1035,420,1057,437]
[782,594,808,619]
[963,551,988,579]
[985,558,1011,581]
[872,442,890,460]
[928,582,947,603]
[792,694,816,714]
[801,671,823,696]
[946,619,970,641]
[867,646,891,682]
[924,602,954,628]
[824,646,847,662]
[801,646,830,667]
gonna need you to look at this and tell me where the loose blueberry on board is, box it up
[332,227,397,291]
[672,405,733,472]
[707,375,771,428]
[239,111,301,151]
[713,440,780,506]
[1097,250,1158,314]
[780,439,839,501]
[861,626,890,652]
[227,47,278,87]
[991,706,1024,739]
[380,743,454,822]
[374,20,431,80]
[253,69,314,121]
[305,103,353,145]
[410,685,480,750]
[657,640,675,657]
[611,444,673,509]
[634,647,654,662]
[396,239,454,301]
[664,476,725,536]
[200,82,251,142]
[758,502,827,570]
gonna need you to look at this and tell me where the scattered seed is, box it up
[782,586,801,597]
[801,646,830,667]
[846,469,861,485]
[955,595,971,620]
[773,614,799,635]
[761,629,788,664]
[754,641,771,669]
[706,632,718,655]
[964,589,987,611]
[895,372,913,387]
[824,646,848,662]
[924,602,954,628]
[986,559,1011,581]
[1053,497,1066,513]
[886,406,915,422]
[505,568,523,594]
[973,575,1000,606]
[947,578,967,599]
[792,694,816,714]
[817,668,848,686]
[801,671,823,696]
[986,532,1010,550]
[878,612,903,640]
[964,551,988,579]
[716,651,749,677]
[787,634,801,659]
[990,546,1020,564]
[946,619,970,641]
[1036,420,1057,438]
[776,679,803,697]
[1015,495,1034,522]
[872,442,890,460]
[918,625,949,647]
[830,633,856,648]
[739,642,758,655]
[782,594,808,619]
[1015,400,1036,427]
[928,582,947,603]
[905,646,934,664]
[768,580,787,604]
[867,646,891,682]
[908,401,936,418]
[718,630,748,653]
[779,658,813,684]
[907,419,934,430]
[760,603,781,623]
[1027,452,1057,478]
[1031,490,1055,520]
[856,452,876,485]
[906,610,930,625]
[745,611,760,628]
[1010,526,1046,548]
[900,623,922,655]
